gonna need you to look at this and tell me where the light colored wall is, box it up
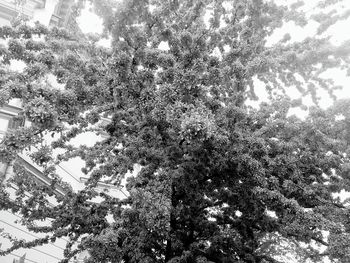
[0,2,71,262]
[0,15,10,25]
[33,0,59,26]
[0,210,66,263]
[0,0,55,27]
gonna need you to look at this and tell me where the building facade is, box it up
[49,0,79,32]
[0,0,79,30]
[0,0,46,26]
[0,1,86,262]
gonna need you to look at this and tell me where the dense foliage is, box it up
[1,0,350,262]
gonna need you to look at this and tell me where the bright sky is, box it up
[2,2,350,263]
[77,2,103,34]
[77,0,350,46]
[76,0,350,114]
[5,0,349,188]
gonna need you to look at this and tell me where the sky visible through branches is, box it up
[77,0,350,113]
[2,1,350,262]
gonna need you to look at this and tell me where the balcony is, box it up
[0,0,34,20]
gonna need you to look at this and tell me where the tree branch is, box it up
[258,254,284,263]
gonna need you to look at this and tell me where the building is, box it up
[0,100,22,182]
[0,101,79,263]
[49,0,80,32]
[0,0,46,26]
[0,0,79,31]
[0,1,90,262]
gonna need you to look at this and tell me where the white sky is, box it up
[2,1,350,262]
[16,0,346,193]
[3,0,349,193]
[76,2,103,34]
[76,0,350,114]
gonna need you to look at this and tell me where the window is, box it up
[0,114,10,140]
[0,112,24,140]
[8,117,24,130]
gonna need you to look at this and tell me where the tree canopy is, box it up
[1,0,350,262]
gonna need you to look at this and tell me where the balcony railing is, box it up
[0,1,33,19]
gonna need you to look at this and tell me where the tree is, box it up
[1,0,350,262]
